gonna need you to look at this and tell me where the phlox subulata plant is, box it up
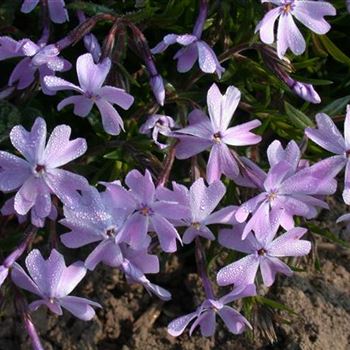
[0,0,349,348]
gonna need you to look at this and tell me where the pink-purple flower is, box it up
[167,285,255,337]
[157,178,236,243]
[0,37,71,95]
[0,117,88,225]
[11,249,100,320]
[108,169,188,252]
[44,53,134,135]
[305,107,350,204]
[139,114,176,149]
[235,140,344,239]
[217,220,311,287]
[151,0,224,77]
[256,0,336,58]
[174,83,261,183]
[21,0,68,24]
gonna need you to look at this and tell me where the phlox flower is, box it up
[256,0,336,58]
[11,249,100,320]
[139,114,176,149]
[217,217,311,287]
[235,140,344,239]
[103,170,189,252]
[0,36,71,95]
[44,53,134,135]
[0,117,88,225]
[156,178,236,243]
[21,0,68,24]
[167,284,255,337]
[305,107,350,204]
[174,83,261,183]
[151,1,224,77]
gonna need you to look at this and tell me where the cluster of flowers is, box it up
[0,0,349,348]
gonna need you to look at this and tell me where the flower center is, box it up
[258,248,266,256]
[267,191,278,202]
[346,149,350,158]
[139,206,152,216]
[34,164,46,176]
[282,1,294,14]
[105,228,116,237]
[192,222,201,230]
[213,132,222,144]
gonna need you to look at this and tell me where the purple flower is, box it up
[0,37,71,95]
[347,0,350,12]
[0,36,27,60]
[305,108,350,204]
[60,186,127,270]
[284,76,321,104]
[151,1,224,77]
[77,11,101,63]
[139,114,176,149]
[167,284,255,337]
[0,117,89,225]
[105,169,188,252]
[0,226,37,289]
[21,0,69,24]
[256,0,336,58]
[60,186,170,299]
[174,83,261,183]
[11,249,101,320]
[120,257,171,300]
[1,196,57,228]
[44,53,134,135]
[157,178,236,243]
[217,221,311,287]
[235,152,343,239]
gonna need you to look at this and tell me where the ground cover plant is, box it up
[0,0,349,349]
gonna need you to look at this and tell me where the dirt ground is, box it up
[0,200,349,350]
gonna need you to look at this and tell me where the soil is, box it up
[0,200,349,350]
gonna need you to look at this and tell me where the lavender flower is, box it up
[0,117,88,224]
[174,83,261,183]
[105,170,189,252]
[305,108,350,204]
[139,114,176,149]
[167,285,255,337]
[156,178,236,243]
[1,195,57,228]
[44,53,134,135]
[0,36,27,60]
[11,249,101,320]
[151,0,224,77]
[60,186,170,299]
[256,0,336,58]
[77,11,101,63]
[60,186,126,270]
[0,37,71,95]
[121,257,171,301]
[21,0,69,24]
[235,140,344,239]
[284,76,321,104]
[217,220,311,287]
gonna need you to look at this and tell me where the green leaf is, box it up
[284,101,314,129]
[321,95,350,116]
[307,223,350,248]
[254,296,297,315]
[0,101,21,143]
[319,35,350,67]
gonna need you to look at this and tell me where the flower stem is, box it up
[14,286,44,350]
[195,237,215,300]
